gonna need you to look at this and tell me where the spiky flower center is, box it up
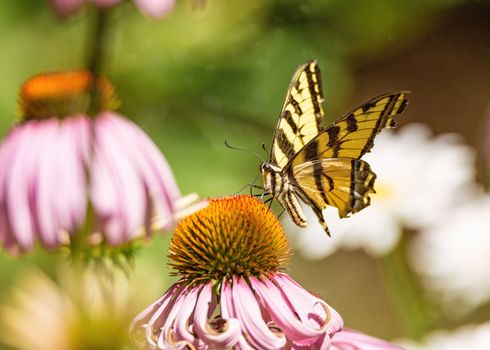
[19,70,119,120]
[168,195,290,283]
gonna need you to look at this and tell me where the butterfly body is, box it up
[262,60,408,235]
[261,162,308,229]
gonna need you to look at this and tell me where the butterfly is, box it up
[261,60,408,236]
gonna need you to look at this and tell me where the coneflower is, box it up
[131,195,343,349]
[0,70,199,255]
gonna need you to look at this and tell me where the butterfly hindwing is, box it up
[270,60,325,169]
[290,92,408,168]
[291,158,376,219]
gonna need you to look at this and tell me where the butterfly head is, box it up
[260,162,283,197]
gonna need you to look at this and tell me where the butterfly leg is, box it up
[249,184,264,193]
[277,207,286,219]
[267,198,274,209]
[278,193,307,228]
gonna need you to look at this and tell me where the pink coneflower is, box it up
[49,0,175,18]
[0,70,196,255]
[332,329,403,350]
[130,195,343,349]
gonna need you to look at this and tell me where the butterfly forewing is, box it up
[270,60,325,169]
[289,92,408,168]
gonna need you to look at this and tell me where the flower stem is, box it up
[377,233,433,339]
[86,8,111,115]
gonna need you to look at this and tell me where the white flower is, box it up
[408,195,490,313]
[398,322,490,350]
[0,261,165,350]
[288,123,476,259]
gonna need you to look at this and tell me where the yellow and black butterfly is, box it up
[261,60,408,236]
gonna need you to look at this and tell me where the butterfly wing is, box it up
[287,92,407,220]
[292,159,376,226]
[269,60,325,169]
[290,92,408,168]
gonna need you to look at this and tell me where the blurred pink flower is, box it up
[49,0,175,18]
[332,329,403,350]
[0,70,196,254]
[130,196,343,349]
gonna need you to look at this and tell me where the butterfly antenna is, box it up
[224,140,265,162]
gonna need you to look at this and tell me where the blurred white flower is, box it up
[288,123,476,259]
[399,322,490,350]
[409,195,490,312]
[0,261,165,350]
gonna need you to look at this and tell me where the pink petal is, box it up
[59,116,91,230]
[291,334,331,350]
[0,117,91,252]
[220,281,255,350]
[331,329,403,350]
[133,0,175,18]
[91,114,147,244]
[132,283,186,348]
[102,113,180,232]
[272,273,343,337]
[194,282,241,348]
[130,293,168,335]
[252,274,336,346]
[3,122,46,251]
[222,277,287,350]
[32,119,63,248]
[173,285,205,348]
[154,286,194,350]
[0,126,31,252]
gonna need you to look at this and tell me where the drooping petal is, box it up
[220,280,255,350]
[3,122,46,251]
[33,119,63,248]
[0,124,35,252]
[148,285,187,349]
[173,285,206,349]
[193,282,241,349]
[130,283,182,344]
[252,274,338,346]
[91,114,147,244]
[271,273,343,336]
[59,116,91,231]
[131,283,204,350]
[98,113,180,233]
[222,277,287,350]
